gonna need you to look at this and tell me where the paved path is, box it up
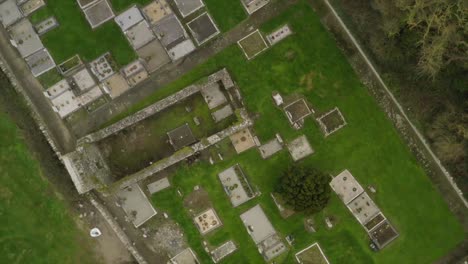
[0,26,76,154]
[321,0,467,209]
[69,0,296,138]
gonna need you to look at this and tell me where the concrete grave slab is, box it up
[9,19,44,58]
[101,73,130,99]
[147,177,171,194]
[173,0,204,18]
[89,52,115,81]
[0,0,23,27]
[79,85,103,106]
[83,0,115,29]
[34,16,59,35]
[125,20,155,49]
[136,38,170,73]
[200,81,227,109]
[44,79,70,99]
[266,24,292,45]
[240,204,276,244]
[212,104,233,123]
[193,208,222,235]
[20,0,45,16]
[187,12,220,45]
[153,13,186,50]
[218,164,255,207]
[347,192,380,225]
[50,89,81,118]
[71,68,96,92]
[258,136,283,159]
[114,6,143,32]
[170,248,199,264]
[241,0,269,15]
[25,48,56,77]
[211,240,237,263]
[167,123,197,150]
[287,135,313,161]
[121,59,149,86]
[330,169,364,205]
[167,38,196,61]
[142,0,172,25]
[115,183,157,227]
[230,128,256,154]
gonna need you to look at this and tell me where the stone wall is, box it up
[80,68,235,144]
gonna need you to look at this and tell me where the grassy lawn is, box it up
[111,0,152,12]
[204,0,247,32]
[140,1,465,263]
[37,68,63,89]
[30,0,136,66]
[0,114,99,264]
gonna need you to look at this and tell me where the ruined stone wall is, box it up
[80,68,235,144]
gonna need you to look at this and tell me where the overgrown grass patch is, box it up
[30,0,136,66]
[204,0,247,32]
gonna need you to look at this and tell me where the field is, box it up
[0,112,99,263]
[30,0,136,66]
[130,1,465,263]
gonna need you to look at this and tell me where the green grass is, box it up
[205,0,247,32]
[30,0,136,66]
[0,114,99,264]
[142,1,465,263]
[110,0,152,12]
[37,68,63,88]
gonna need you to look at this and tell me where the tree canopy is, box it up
[275,165,331,213]
[374,0,467,78]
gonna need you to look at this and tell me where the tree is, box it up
[275,165,331,213]
[373,0,468,78]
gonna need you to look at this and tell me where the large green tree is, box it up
[275,165,331,213]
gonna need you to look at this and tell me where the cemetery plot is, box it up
[193,208,222,235]
[115,183,157,227]
[218,164,255,207]
[83,0,115,29]
[240,0,269,15]
[238,30,268,60]
[316,107,347,137]
[89,52,117,81]
[295,243,330,264]
[287,135,314,161]
[58,55,82,75]
[230,128,256,154]
[187,12,220,45]
[174,0,205,18]
[283,98,313,126]
[369,220,399,249]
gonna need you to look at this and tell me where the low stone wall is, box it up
[80,68,235,144]
[112,109,253,191]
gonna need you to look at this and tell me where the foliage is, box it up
[374,0,467,78]
[275,165,331,212]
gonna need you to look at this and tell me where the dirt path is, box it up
[69,0,297,138]
[0,26,76,154]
